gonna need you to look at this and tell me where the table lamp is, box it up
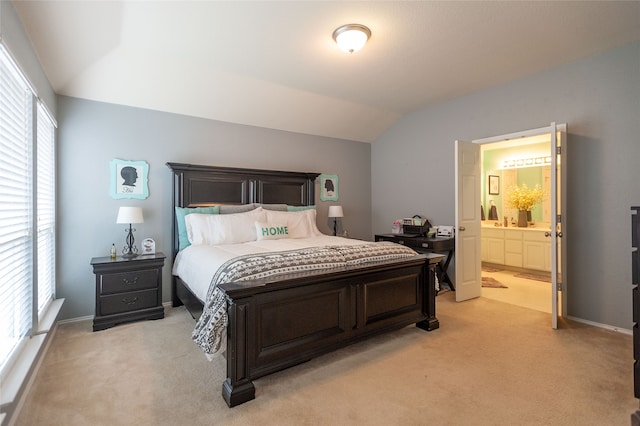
[116,206,144,258]
[328,205,344,236]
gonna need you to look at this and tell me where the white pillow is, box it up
[263,209,322,238]
[186,207,266,245]
[255,221,290,240]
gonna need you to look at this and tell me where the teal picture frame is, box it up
[320,174,338,201]
[110,159,149,199]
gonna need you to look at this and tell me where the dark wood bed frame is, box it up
[167,162,440,407]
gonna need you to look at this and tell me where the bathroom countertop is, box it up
[481,221,551,231]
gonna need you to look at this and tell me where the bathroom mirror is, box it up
[481,140,551,226]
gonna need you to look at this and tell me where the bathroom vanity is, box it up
[481,224,559,273]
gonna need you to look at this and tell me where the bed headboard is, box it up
[166,162,320,258]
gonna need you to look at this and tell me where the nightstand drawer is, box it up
[100,288,158,315]
[100,269,158,294]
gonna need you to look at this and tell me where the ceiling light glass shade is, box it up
[333,24,371,53]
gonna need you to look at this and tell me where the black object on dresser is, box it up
[375,234,455,290]
[90,252,165,331]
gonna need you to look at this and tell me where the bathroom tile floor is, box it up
[481,268,556,314]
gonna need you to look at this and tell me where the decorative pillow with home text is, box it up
[255,222,290,240]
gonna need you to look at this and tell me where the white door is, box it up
[549,122,568,329]
[455,141,482,301]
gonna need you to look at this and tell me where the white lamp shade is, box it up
[116,206,144,224]
[328,205,344,218]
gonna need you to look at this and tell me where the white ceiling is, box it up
[12,1,640,143]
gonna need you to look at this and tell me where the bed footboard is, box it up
[220,254,440,407]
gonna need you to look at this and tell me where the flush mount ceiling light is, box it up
[332,24,371,53]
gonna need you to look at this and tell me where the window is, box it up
[37,104,56,316]
[0,44,56,375]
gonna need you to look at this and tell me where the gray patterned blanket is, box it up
[191,242,417,357]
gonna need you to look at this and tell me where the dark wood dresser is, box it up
[632,207,640,424]
[91,252,165,331]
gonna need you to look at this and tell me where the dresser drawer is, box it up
[99,288,158,315]
[377,235,414,247]
[100,269,159,294]
[375,234,454,252]
[419,238,454,252]
[392,238,420,249]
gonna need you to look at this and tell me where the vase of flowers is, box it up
[506,183,544,227]
[517,210,529,227]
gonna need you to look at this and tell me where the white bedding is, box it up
[172,235,371,302]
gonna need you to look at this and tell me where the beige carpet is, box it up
[15,292,635,426]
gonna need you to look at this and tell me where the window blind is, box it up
[0,46,34,369]
[36,103,55,316]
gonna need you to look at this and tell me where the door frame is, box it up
[468,123,567,323]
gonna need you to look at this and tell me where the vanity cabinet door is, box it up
[481,236,488,261]
[482,229,504,265]
[504,230,523,268]
[523,231,550,271]
[486,238,504,264]
[523,241,547,270]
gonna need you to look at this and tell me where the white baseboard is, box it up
[567,315,632,335]
[56,314,93,325]
[58,301,173,325]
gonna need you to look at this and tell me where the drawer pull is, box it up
[122,276,139,285]
[121,296,139,305]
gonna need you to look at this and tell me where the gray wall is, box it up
[57,96,371,320]
[372,42,640,330]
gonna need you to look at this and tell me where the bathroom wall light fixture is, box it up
[333,24,371,53]
[502,156,552,169]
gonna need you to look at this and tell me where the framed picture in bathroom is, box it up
[488,175,500,195]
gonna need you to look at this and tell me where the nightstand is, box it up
[90,252,165,331]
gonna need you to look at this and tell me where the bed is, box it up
[167,162,441,407]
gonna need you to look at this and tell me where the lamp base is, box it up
[122,224,139,258]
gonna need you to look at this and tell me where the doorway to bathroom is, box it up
[455,123,567,328]
[480,133,554,314]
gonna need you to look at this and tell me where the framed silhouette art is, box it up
[320,174,339,202]
[110,159,149,199]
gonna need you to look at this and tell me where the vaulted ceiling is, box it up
[12,1,640,142]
